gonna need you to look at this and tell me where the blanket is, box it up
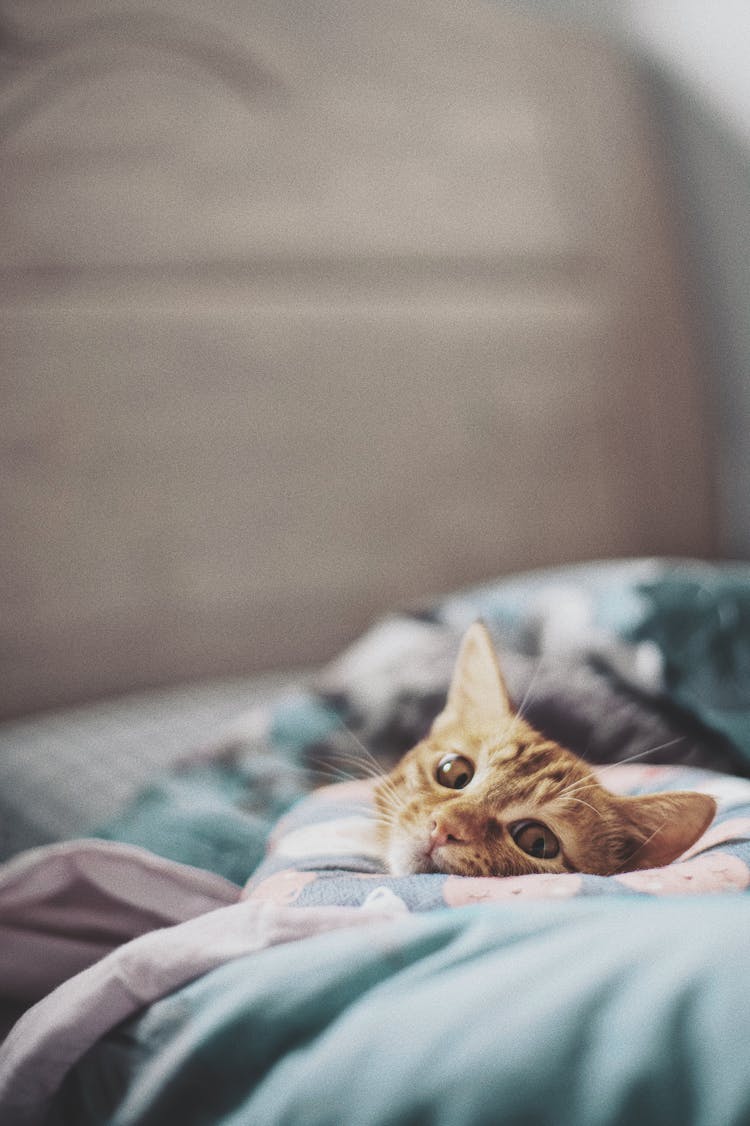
[59,897,750,1126]
[244,765,750,909]
[4,559,750,1125]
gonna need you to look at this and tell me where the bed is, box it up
[4,560,750,1125]
[2,2,748,1125]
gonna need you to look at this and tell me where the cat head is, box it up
[374,622,716,877]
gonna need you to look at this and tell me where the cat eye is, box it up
[435,753,475,790]
[510,821,559,860]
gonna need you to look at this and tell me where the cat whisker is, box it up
[307,760,407,817]
[628,736,685,761]
[306,761,368,786]
[324,754,407,813]
[307,747,387,783]
[374,779,408,814]
[557,760,584,795]
[579,727,595,762]
[319,748,409,808]
[513,656,544,723]
[563,794,605,820]
[559,738,685,799]
[613,821,668,874]
[318,751,386,782]
[373,810,400,829]
[313,731,394,775]
[329,722,388,772]
[557,779,609,801]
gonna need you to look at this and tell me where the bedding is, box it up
[55,898,750,1126]
[3,559,750,1125]
[0,672,305,863]
[244,765,750,909]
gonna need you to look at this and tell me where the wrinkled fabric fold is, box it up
[0,874,401,1126]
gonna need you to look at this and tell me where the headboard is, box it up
[1,0,716,717]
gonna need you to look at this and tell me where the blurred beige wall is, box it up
[502,0,750,558]
[0,1,718,714]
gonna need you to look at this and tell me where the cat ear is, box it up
[615,791,717,870]
[431,621,514,734]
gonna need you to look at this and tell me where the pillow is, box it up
[243,766,750,911]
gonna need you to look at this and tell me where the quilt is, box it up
[3,558,750,1125]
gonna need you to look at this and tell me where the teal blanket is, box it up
[66,897,750,1126]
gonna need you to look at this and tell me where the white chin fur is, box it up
[386,839,434,876]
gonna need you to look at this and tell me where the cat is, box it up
[374,622,716,877]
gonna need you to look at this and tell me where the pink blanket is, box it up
[0,838,401,1126]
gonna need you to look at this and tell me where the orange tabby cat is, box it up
[374,622,716,877]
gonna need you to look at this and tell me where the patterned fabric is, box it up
[244,765,750,910]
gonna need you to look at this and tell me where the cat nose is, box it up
[430,816,465,847]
